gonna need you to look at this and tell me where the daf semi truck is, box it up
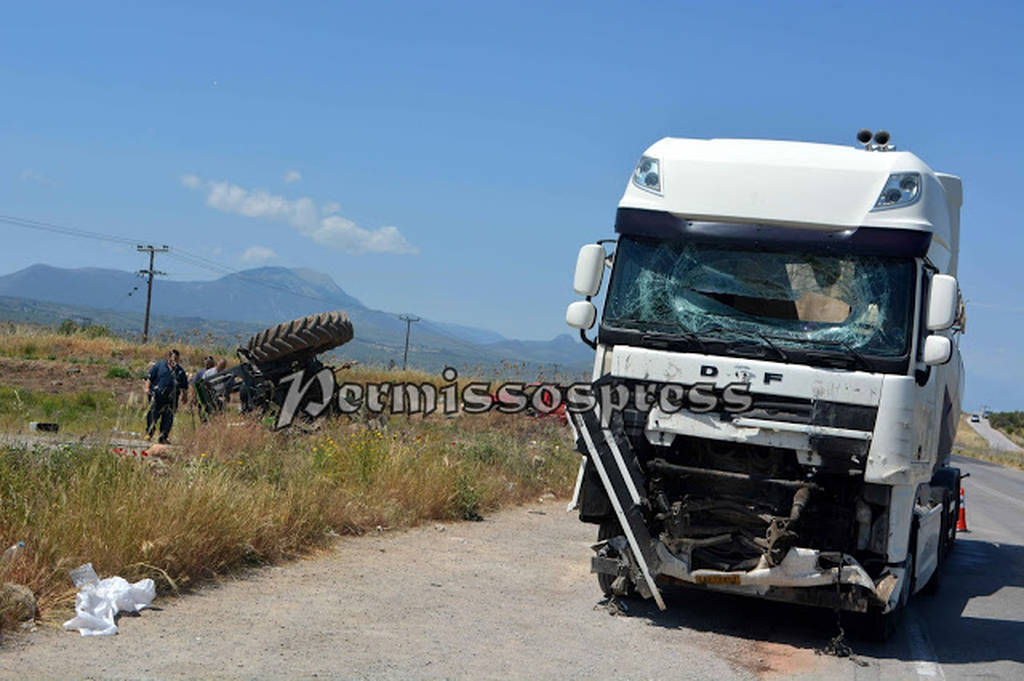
[565,131,965,638]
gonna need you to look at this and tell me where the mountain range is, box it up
[0,264,591,377]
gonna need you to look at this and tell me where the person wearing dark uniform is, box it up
[145,349,187,443]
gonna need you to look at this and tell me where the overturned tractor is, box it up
[201,310,353,420]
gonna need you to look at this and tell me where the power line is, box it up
[0,212,344,308]
[0,214,138,246]
[1,212,527,362]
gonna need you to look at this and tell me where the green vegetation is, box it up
[987,411,1024,436]
[0,385,133,434]
[57,319,113,338]
[105,366,134,380]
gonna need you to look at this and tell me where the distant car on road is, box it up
[982,410,991,418]
[970,414,980,422]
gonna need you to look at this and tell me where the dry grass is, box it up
[0,324,579,630]
[0,404,575,630]
[0,322,213,366]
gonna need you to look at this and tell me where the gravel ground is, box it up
[0,498,834,681]
[3,463,1020,681]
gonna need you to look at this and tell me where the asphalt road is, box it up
[967,417,1023,452]
[1,456,1021,681]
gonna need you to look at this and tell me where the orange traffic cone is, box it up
[956,487,969,532]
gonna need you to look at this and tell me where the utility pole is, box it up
[137,245,168,343]
[398,314,420,370]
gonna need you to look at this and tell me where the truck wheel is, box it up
[922,490,951,596]
[245,311,354,364]
[597,521,635,598]
[930,467,960,554]
[861,555,912,641]
[859,527,916,641]
[947,484,960,553]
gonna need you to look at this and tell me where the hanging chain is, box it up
[816,554,867,666]
[817,557,855,658]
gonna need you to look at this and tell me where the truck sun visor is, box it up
[614,208,933,258]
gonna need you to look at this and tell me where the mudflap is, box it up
[571,407,665,610]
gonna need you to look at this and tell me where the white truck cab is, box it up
[566,132,965,639]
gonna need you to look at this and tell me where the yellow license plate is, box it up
[695,574,741,585]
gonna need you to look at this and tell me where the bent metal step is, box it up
[570,406,665,610]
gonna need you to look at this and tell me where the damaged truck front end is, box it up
[571,389,902,616]
[565,136,965,637]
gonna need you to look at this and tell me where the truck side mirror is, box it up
[566,301,596,330]
[573,244,606,297]
[927,274,958,331]
[923,335,952,366]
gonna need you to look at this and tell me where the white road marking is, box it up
[907,615,945,681]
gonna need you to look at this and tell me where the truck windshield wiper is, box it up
[762,334,872,372]
[697,325,789,363]
[607,318,707,354]
[608,318,790,364]
[816,339,872,372]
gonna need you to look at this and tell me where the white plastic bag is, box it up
[62,563,156,636]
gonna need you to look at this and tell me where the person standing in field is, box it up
[144,349,187,443]
[204,357,227,380]
[194,357,229,420]
[190,356,215,406]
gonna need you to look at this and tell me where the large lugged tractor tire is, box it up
[245,311,354,364]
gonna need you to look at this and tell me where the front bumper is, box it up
[593,542,904,613]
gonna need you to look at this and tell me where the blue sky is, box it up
[0,1,1021,409]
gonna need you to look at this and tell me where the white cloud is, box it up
[283,169,302,184]
[181,175,417,255]
[241,245,277,263]
[19,169,57,186]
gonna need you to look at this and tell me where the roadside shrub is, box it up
[57,319,114,339]
[989,411,1024,435]
[106,366,133,379]
[83,325,113,339]
[452,469,483,520]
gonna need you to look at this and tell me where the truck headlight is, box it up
[873,172,921,210]
[632,156,662,194]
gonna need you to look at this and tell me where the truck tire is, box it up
[245,311,353,364]
[921,490,951,595]
[946,483,961,554]
[597,521,635,598]
[930,467,960,556]
[858,525,916,641]
[860,558,912,640]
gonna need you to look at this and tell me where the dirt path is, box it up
[1,500,835,681]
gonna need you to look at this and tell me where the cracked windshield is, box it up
[604,235,916,357]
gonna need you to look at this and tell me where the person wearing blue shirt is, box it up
[190,356,215,403]
[145,349,188,443]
